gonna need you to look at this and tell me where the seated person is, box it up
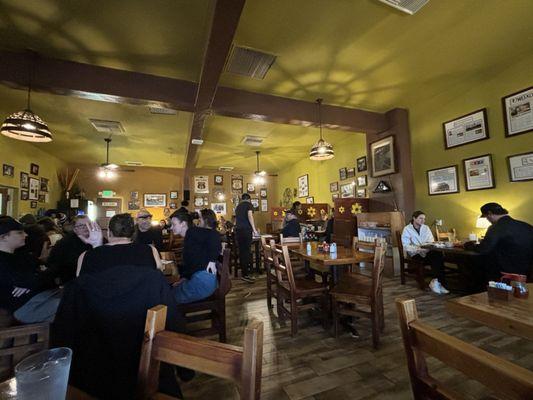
[134,209,164,252]
[281,211,301,238]
[37,216,64,246]
[283,201,302,227]
[465,203,533,281]
[77,213,162,276]
[0,216,60,324]
[170,209,221,304]
[401,211,449,294]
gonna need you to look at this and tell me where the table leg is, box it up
[254,241,261,273]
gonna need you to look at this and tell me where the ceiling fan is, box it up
[252,151,277,184]
[98,137,134,179]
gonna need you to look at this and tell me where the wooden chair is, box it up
[179,248,232,342]
[261,237,277,309]
[0,323,49,381]
[166,232,183,265]
[226,230,241,278]
[330,239,386,348]
[137,305,263,400]
[279,233,302,245]
[396,298,533,400]
[396,231,428,290]
[435,226,457,242]
[272,245,329,336]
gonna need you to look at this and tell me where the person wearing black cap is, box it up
[465,203,533,281]
[0,216,59,323]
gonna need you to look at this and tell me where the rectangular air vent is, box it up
[377,0,429,14]
[241,135,264,146]
[149,106,177,115]
[124,161,143,166]
[218,166,234,172]
[89,119,125,134]
[225,45,276,80]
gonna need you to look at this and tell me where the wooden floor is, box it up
[181,274,533,400]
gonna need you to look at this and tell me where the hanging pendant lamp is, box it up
[309,98,334,160]
[253,151,267,185]
[1,54,53,143]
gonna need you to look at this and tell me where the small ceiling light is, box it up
[253,151,267,185]
[309,98,334,161]
[1,53,53,143]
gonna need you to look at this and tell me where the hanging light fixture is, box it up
[253,151,267,185]
[98,138,118,180]
[309,98,334,160]
[1,54,52,142]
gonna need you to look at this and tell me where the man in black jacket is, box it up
[465,203,533,281]
[134,209,164,251]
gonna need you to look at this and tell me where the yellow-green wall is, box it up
[0,135,65,217]
[277,132,367,206]
[410,54,533,238]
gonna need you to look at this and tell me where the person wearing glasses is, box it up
[134,209,164,251]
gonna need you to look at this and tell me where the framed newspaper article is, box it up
[502,86,533,137]
[427,165,459,196]
[443,109,489,149]
[507,151,533,182]
[463,154,495,191]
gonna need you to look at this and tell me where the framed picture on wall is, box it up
[329,182,338,192]
[247,183,255,193]
[2,164,14,177]
[38,194,45,203]
[231,175,243,192]
[194,175,209,193]
[332,193,339,201]
[346,167,355,178]
[20,190,29,200]
[20,172,29,189]
[370,135,396,177]
[194,196,208,208]
[30,163,39,176]
[306,197,314,204]
[357,175,367,187]
[30,201,37,209]
[443,108,489,149]
[463,154,495,191]
[130,191,139,199]
[128,201,140,210]
[339,167,347,181]
[357,156,367,172]
[297,174,309,197]
[260,199,268,212]
[214,175,224,185]
[144,193,166,207]
[40,178,49,192]
[340,183,355,198]
[259,188,267,198]
[507,151,533,182]
[28,177,39,200]
[502,86,533,137]
[211,202,227,215]
[251,198,259,211]
[427,165,459,195]
[356,188,367,198]
[169,202,177,209]
[169,191,178,199]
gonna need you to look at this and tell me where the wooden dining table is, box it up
[446,283,533,340]
[290,243,374,284]
[0,378,94,399]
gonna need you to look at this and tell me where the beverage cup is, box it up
[15,347,72,400]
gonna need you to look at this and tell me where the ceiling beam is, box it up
[183,0,246,184]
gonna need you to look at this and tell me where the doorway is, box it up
[0,186,15,216]
[95,197,122,229]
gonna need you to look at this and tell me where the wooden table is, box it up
[0,378,94,399]
[446,283,533,340]
[421,243,479,256]
[290,243,374,284]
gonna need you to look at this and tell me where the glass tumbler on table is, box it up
[15,347,72,400]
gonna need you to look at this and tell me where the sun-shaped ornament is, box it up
[338,206,345,214]
[297,209,303,215]
[351,203,363,215]
[307,207,317,218]
[273,211,279,217]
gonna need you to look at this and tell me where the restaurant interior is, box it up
[0,0,532,399]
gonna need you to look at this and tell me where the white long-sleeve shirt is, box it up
[401,223,435,257]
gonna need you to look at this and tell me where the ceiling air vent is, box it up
[241,135,264,147]
[377,0,429,14]
[89,119,125,134]
[225,45,276,80]
[149,106,177,115]
[218,166,234,172]
[124,161,143,167]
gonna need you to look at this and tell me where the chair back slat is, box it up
[395,231,407,264]
[396,299,533,400]
[371,239,386,296]
[216,248,232,299]
[272,245,296,291]
[279,234,302,245]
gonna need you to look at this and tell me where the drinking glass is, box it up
[15,347,72,400]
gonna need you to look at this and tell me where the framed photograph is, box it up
[251,198,259,211]
[346,167,355,178]
[329,182,338,192]
[371,135,396,177]
[20,190,29,200]
[28,177,39,200]
[502,86,533,137]
[356,188,367,198]
[260,199,268,212]
[332,193,339,201]
[507,151,533,182]
[357,175,367,187]
[130,191,139,199]
[357,156,367,172]
[170,191,178,199]
[427,165,459,195]
[2,164,14,177]
[30,163,39,176]
[30,201,37,209]
[211,202,227,215]
[214,175,224,185]
[340,183,355,198]
[231,175,243,192]
[247,183,255,193]
[443,108,489,149]
[144,193,166,207]
[194,196,208,207]
[169,202,177,209]
[339,167,347,181]
[259,188,267,198]
[194,175,209,193]
[128,201,140,210]
[305,197,314,204]
[297,174,309,197]
[20,172,29,189]
[40,177,49,192]
[463,154,495,191]
[38,194,45,203]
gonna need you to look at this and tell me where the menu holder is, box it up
[487,286,512,302]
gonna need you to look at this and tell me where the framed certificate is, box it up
[507,151,533,182]
[427,165,459,196]
[463,154,495,191]
[502,86,533,137]
[443,109,489,149]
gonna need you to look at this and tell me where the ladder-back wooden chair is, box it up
[261,237,277,309]
[396,231,428,290]
[137,305,264,400]
[396,298,533,400]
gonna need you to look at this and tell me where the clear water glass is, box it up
[15,347,72,400]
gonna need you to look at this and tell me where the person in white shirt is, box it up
[401,210,449,294]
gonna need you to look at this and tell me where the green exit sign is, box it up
[101,190,114,198]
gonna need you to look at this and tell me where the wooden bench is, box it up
[396,298,533,399]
